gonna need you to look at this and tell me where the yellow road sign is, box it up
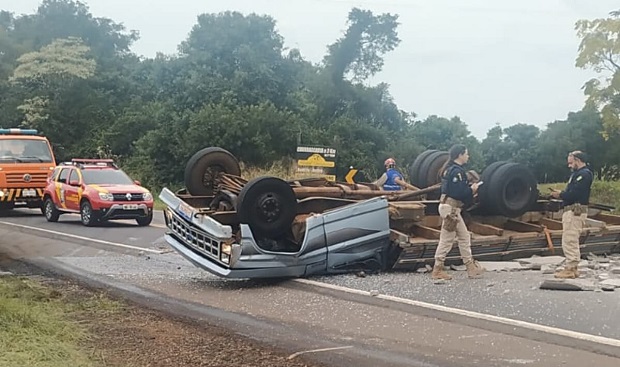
[345,169,358,184]
[297,153,335,168]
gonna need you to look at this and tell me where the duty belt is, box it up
[564,203,587,214]
[439,194,464,208]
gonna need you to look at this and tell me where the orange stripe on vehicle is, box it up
[55,182,66,209]
[88,185,108,193]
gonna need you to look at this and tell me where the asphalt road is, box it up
[1,207,620,366]
[0,208,168,251]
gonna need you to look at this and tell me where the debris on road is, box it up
[477,261,530,272]
[539,279,597,291]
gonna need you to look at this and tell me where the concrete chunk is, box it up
[477,261,528,272]
[539,279,597,291]
[540,264,556,274]
[514,256,565,270]
[600,279,620,288]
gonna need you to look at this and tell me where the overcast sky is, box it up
[2,0,618,139]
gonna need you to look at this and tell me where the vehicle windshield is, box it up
[0,138,54,163]
[81,169,135,185]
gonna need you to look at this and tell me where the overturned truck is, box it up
[159,147,620,279]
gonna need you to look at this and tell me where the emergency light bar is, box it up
[68,158,118,168]
[71,158,115,164]
[0,128,39,135]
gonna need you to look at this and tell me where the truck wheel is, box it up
[43,197,60,222]
[184,147,241,196]
[478,162,538,217]
[237,177,297,239]
[418,151,449,198]
[408,150,438,188]
[478,161,509,214]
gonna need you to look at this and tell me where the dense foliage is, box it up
[1,1,618,190]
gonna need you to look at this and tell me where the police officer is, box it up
[431,144,484,280]
[379,158,418,191]
[550,150,593,279]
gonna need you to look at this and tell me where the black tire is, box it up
[408,150,439,188]
[237,176,297,239]
[478,161,510,213]
[80,200,99,227]
[184,147,241,196]
[43,197,60,222]
[419,151,449,188]
[479,162,538,217]
[136,212,153,227]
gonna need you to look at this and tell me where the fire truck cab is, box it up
[0,128,56,212]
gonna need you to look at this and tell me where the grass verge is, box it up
[0,275,120,367]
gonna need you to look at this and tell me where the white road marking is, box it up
[294,278,620,348]
[151,224,166,229]
[287,345,353,360]
[0,221,165,254]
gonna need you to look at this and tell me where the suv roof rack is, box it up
[60,158,118,169]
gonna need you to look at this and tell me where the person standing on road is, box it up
[550,150,593,279]
[376,158,418,191]
[431,144,485,280]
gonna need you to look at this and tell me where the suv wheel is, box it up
[136,212,153,227]
[43,198,60,222]
[80,201,99,227]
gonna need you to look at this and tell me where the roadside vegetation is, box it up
[0,272,326,367]
[0,275,119,367]
[1,1,619,193]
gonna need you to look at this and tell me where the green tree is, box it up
[10,37,96,129]
[323,8,400,83]
[575,10,620,138]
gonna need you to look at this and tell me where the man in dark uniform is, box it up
[432,144,484,280]
[550,150,593,279]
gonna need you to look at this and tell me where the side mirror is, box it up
[134,180,141,186]
[69,180,80,186]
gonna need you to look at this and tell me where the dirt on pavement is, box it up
[0,257,326,367]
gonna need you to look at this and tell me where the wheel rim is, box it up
[256,193,281,223]
[81,204,91,223]
[45,201,53,218]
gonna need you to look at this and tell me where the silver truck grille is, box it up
[167,209,221,260]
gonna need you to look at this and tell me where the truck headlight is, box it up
[98,192,114,201]
[143,192,153,201]
[220,243,232,264]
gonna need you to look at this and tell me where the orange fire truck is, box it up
[0,128,56,212]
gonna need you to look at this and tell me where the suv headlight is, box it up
[143,192,153,201]
[98,192,114,201]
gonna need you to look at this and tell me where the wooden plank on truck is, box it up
[411,224,441,240]
[539,218,563,231]
[504,219,544,233]
[468,221,504,236]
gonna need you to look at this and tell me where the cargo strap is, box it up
[542,226,554,254]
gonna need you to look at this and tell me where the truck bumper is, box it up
[164,233,308,279]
